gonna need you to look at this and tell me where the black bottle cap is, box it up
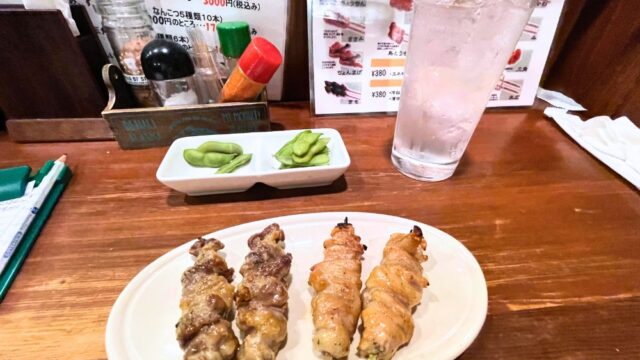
[141,39,195,81]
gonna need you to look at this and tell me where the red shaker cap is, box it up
[238,36,283,84]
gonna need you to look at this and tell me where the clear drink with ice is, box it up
[392,0,534,181]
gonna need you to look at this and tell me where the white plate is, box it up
[156,129,350,195]
[106,212,487,360]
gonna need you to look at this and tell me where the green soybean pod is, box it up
[183,149,207,167]
[275,143,295,166]
[308,152,330,166]
[276,130,310,157]
[216,153,252,174]
[280,151,330,169]
[203,152,237,167]
[292,137,330,164]
[196,141,243,155]
[292,132,322,157]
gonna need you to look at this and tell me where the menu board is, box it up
[488,0,564,107]
[75,0,288,100]
[309,0,412,115]
[309,0,565,115]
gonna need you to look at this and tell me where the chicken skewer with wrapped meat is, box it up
[176,238,239,360]
[235,224,292,360]
[357,226,428,360]
[308,218,366,359]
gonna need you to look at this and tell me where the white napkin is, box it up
[537,88,587,111]
[23,0,80,36]
[544,107,640,189]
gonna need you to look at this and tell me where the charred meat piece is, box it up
[390,0,413,12]
[329,41,362,68]
[357,226,428,360]
[177,238,239,360]
[339,51,363,68]
[329,41,350,58]
[324,81,350,97]
[309,218,366,359]
[388,22,405,45]
[235,224,292,360]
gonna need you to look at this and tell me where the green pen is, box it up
[32,160,54,187]
[0,155,71,302]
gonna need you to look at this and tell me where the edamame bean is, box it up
[308,152,330,166]
[292,132,322,156]
[276,130,310,157]
[216,153,252,174]
[203,152,237,167]
[280,152,330,168]
[292,137,330,164]
[183,149,207,167]
[275,130,311,165]
[196,141,243,155]
[274,131,331,169]
[275,143,295,166]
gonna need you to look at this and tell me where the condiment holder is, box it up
[101,64,270,150]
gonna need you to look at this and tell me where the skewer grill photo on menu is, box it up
[324,81,361,100]
[323,10,366,35]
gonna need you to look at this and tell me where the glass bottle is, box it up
[97,0,159,107]
[187,27,223,104]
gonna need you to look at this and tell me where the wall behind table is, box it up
[0,6,107,119]
[281,0,310,102]
[543,0,640,124]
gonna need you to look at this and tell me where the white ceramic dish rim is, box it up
[155,129,351,182]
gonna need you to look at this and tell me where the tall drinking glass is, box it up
[391,0,535,181]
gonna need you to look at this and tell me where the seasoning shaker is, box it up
[219,36,283,103]
[97,0,159,107]
[141,39,199,107]
[216,21,251,79]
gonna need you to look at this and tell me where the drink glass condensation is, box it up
[391,0,535,181]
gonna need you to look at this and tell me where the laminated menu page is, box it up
[308,0,565,115]
[309,0,413,115]
[77,0,289,100]
[487,0,564,107]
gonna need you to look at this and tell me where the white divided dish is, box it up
[156,129,350,195]
[105,212,488,360]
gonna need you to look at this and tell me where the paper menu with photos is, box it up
[488,0,564,107]
[76,0,288,100]
[310,0,414,115]
[309,0,565,115]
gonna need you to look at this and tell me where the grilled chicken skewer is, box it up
[176,238,239,360]
[309,218,366,359]
[357,226,428,360]
[235,224,292,360]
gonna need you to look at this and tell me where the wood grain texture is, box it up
[281,0,310,101]
[540,0,587,84]
[0,8,107,119]
[543,0,640,123]
[6,118,114,142]
[0,104,638,359]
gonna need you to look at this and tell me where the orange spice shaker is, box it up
[219,36,283,102]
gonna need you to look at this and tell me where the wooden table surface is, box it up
[0,103,638,359]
